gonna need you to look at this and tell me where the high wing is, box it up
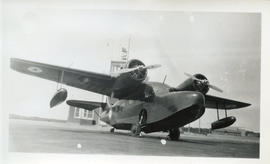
[205,95,251,110]
[10,58,116,96]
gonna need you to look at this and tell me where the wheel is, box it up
[110,127,115,133]
[130,109,147,136]
[168,128,180,141]
[131,124,141,136]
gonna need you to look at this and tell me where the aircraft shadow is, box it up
[55,128,217,146]
[178,139,218,145]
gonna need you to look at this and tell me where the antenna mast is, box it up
[127,37,131,61]
[162,75,167,84]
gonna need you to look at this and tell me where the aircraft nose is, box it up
[184,92,205,118]
[189,92,205,107]
[174,91,205,115]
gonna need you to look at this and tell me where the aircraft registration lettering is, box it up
[113,106,123,113]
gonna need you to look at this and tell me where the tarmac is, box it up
[9,119,259,158]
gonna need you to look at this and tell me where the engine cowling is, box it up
[170,73,210,94]
[192,74,210,94]
[126,59,148,82]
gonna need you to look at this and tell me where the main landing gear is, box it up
[168,128,180,141]
[131,109,147,136]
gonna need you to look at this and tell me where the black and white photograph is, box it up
[2,1,270,164]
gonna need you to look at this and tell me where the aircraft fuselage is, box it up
[100,82,205,133]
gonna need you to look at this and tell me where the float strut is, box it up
[216,102,219,120]
[224,102,227,118]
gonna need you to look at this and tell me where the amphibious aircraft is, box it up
[10,58,250,140]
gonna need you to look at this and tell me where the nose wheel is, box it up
[131,109,147,136]
[168,128,180,141]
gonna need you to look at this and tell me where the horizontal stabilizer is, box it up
[66,100,106,111]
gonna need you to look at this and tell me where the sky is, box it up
[2,2,261,132]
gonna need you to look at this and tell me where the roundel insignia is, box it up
[27,66,42,73]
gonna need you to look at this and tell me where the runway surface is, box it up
[9,119,259,158]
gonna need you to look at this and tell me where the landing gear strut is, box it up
[131,109,147,136]
[168,128,180,141]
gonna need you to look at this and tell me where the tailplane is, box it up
[66,100,107,111]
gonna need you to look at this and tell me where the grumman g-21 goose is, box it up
[10,58,250,140]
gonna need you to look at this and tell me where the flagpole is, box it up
[127,37,131,61]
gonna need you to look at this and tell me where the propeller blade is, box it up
[116,67,138,74]
[145,64,162,69]
[111,64,161,77]
[208,84,223,93]
[184,72,193,78]
[184,72,203,82]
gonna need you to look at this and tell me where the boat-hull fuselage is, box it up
[100,82,205,133]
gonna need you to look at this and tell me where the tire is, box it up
[131,124,141,136]
[168,128,180,141]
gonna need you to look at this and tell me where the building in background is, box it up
[180,126,260,137]
[211,127,260,137]
[66,59,127,125]
[67,106,100,125]
[110,60,126,72]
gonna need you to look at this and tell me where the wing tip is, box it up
[233,102,251,109]
[235,102,251,109]
[242,102,251,108]
[10,58,26,72]
[10,57,20,63]
[10,58,17,70]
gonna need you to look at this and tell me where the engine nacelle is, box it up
[126,59,147,82]
[211,116,236,130]
[192,74,209,94]
[170,73,210,94]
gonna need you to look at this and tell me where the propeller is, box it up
[111,64,161,77]
[184,73,223,93]
[208,84,223,93]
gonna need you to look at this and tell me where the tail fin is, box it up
[66,100,107,111]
